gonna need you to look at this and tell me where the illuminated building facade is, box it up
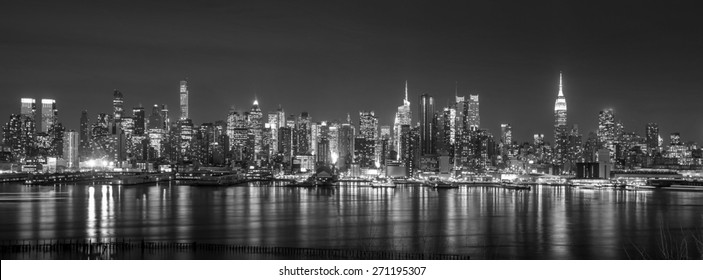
[248,99,263,161]
[393,81,412,159]
[645,122,659,154]
[598,109,619,160]
[133,106,145,135]
[553,73,568,169]
[419,94,434,155]
[467,94,480,131]
[41,99,57,133]
[295,112,311,155]
[180,79,188,120]
[338,121,354,171]
[112,90,123,133]
[62,130,79,169]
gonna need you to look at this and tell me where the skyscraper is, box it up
[113,90,124,133]
[249,99,263,160]
[359,111,378,141]
[293,112,311,155]
[180,79,189,120]
[393,81,412,159]
[63,130,79,169]
[133,106,145,135]
[419,94,434,154]
[645,123,659,154]
[20,98,36,120]
[357,111,378,167]
[40,99,57,133]
[468,94,480,131]
[598,109,617,159]
[553,72,568,166]
[338,121,354,171]
[500,123,512,157]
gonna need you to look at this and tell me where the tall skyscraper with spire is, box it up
[553,72,568,167]
[180,79,189,120]
[393,80,412,159]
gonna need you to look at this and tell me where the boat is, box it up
[191,173,244,186]
[286,178,315,188]
[427,180,459,189]
[501,182,531,190]
[370,178,396,188]
[646,179,703,191]
[111,173,172,185]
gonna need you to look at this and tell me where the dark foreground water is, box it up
[1,182,702,259]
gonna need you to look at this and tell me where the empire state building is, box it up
[554,72,568,165]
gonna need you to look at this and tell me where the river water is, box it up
[1,182,702,259]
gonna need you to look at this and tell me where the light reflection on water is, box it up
[1,182,702,259]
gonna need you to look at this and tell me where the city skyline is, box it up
[1,1,701,144]
[3,74,700,147]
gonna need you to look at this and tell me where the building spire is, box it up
[558,71,564,97]
[404,80,408,102]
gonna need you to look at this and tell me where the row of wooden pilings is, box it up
[0,239,470,260]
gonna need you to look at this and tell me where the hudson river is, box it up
[1,182,702,259]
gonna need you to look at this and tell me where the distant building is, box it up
[393,81,412,159]
[179,79,189,120]
[553,72,568,167]
[645,122,659,154]
[133,106,145,135]
[62,130,79,169]
[41,99,57,133]
[419,93,434,155]
[112,90,123,134]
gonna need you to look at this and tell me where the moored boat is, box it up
[370,178,396,188]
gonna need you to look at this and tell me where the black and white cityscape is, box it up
[1,1,702,260]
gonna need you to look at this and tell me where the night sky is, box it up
[1,0,701,144]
